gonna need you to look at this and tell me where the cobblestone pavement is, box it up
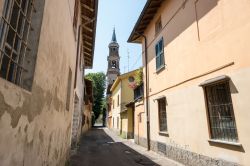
[69,127,183,166]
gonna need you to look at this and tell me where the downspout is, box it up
[135,32,150,151]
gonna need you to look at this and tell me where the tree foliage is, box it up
[85,72,106,120]
[135,67,143,86]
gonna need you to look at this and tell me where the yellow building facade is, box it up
[128,0,250,165]
[110,70,138,139]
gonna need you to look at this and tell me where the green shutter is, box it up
[155,38,165,70]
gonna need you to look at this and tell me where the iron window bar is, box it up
[203,80,238,142]
[0,0,35,87]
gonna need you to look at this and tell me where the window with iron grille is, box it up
[155,38,164,70]
[158,98,167,132]
[205,81,238,142]
[0,0,44,90]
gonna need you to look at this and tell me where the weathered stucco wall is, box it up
[111,82,121,133]
[140,0,250,165]
[0,0,78,165]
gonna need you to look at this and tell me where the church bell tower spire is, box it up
[106,28,120,95]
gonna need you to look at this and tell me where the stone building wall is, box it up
[0,0,80,165]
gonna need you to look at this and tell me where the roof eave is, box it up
[88,0,98,68]
[81,0,99,68]
[127,0,164,43]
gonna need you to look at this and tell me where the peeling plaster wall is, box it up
[0,0,78,165]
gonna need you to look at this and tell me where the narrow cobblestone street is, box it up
[69,127,182,166]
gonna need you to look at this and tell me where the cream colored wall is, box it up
[141,0,250,165]
[149,69,250,164]
[0,0,78,165]
[134,101,146,139]
[144,0,250,94]
[111,72,137,134]
[111,82,121,131]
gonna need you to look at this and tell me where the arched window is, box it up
[111,60,117,68]
[0,0,45,90]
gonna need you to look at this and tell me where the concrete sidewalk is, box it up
[104,128,183,166]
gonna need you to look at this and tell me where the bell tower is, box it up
[106,28,120,94]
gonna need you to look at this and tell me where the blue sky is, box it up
[86,0,147,74]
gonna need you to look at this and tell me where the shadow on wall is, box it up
[147,0,219,63]
[69,128,160,166]
[208,141,245,153]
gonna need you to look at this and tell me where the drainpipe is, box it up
[135,32,150,151]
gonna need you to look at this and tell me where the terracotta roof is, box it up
[80,0,98,68]
[127,0,164,43]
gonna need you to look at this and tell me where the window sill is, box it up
[156,65,165,74]
[208,139,242,147]
[159,131,169,137]
[0,77,32,94]
[134,96,143,102]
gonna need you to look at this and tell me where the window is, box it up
[117,95,119,106]
[0,0,44,90]
[155,17,162,35]
[134,84,143,100]
[128,76,134,82]
[111,60,117,69]
[155,38,164,70]
[158,98,167,132]
[204,81,238,142]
